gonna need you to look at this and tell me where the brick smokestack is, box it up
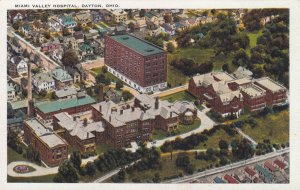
[27,63,34,117]
[155,97,159,109]
[99,83,105,102]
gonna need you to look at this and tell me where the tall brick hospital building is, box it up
[105,34,167,93]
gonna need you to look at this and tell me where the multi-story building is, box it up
[35,93,96,124]
[105,34,167,93]
[91,94,197,148]
[23,119,68,166]
[107,9,128,23]
[188,70,288,117]
[53,112,105,153]
[254,77,288,107]
[32,73,55,93]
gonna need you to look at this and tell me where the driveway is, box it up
[146,108,216,149]
[7,155,99,178]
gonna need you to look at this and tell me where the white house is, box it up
[32,73,55,93]
[10,56,28,74]
[49,17,62,32]
[7,82,16,102]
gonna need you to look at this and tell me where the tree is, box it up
[122,90,133,102]
[175,154,190,168]
[152,172,161,183]
[62,49,79,67]
[128,22,135,33]
[219,139,229,150]
[163,14,172,23]
[219,156,229,166]
[222,63,229,72]
[166,42,175,53]
[85,161,96,176]
[70,151,82,170]
[139,9,146,17]
[54,161,79,183]
[96,74,111,85]
[116,80,124,90]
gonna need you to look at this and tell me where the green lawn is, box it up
[123,152,215,183]
[241,110,289,144]
[7,174,56,183]
[195,129,242,150]
[7,146,27,164]
[168,48,214,65]
[247,30,263,48]
[151,119,201,141]
[95,144,113,155]
[91,67,120,83]
[161,91,196,102]
[167,63,189,87]
[212,53,235,72]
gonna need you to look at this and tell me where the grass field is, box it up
[168,48,214,65]
[195,129,243,150]
[241,110,289,144]
[7,174,56,183]
[123,151,215,183]
[247,30,263,48]
[7,147,26,164]
[90,67,120,83]
[151,119,201,141]
[161,91,196,102]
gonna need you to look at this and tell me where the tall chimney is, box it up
[109,116,111,122]
[99,83,105,102]
[99,105,102,112]
[120,109,123,115]
[155,97,159,109]
[27,63,34,117]
[131,106,135,112]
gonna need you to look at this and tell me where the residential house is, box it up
[41,39,60,52]
[59,15,77,29]
[74,10,92,27]
[85,29,99,40]
[32,32,45,44]
[10,56,28,75]
[160,23,175,36]
[63,36,78,50]
[79,43,94,60]
[107,9,128,23]
[73,31,84,44]
[8,10,27,24]
[51,68,73,90]
[50,48,64,64]
[49,17,62,32]
[21,24,33,36]
[8,82,16,102]
[8,37,24,54]
[91,10,102,23]
[32,72,55,93]
[145,12,159,26]
[55,87,78,99]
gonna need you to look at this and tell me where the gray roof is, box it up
[55,87,77,98]
[234,66,253,79]
[255,77,286,92]
[33,72,54,85]
[54,112,105,140]
[51,68,73,83]
[25,119,66,148]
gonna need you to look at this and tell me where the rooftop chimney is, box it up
[155,97,159,109]
[120,109,123,115]
[99,105,102,112]
[131,106,135,112]
[170,112,172,118]
[109,115,111,122]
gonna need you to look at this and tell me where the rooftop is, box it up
[213,72,236,82]
[25,119,66,148]
[241,84,266,97]
[109,34,165,56]
[214,176,226,183]
[55,87,78,98]
[255,77,286,92]
[36,95,96,114]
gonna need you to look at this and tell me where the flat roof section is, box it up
[37,95,96,114]
[255,77,286,92]
[109,34,164,56]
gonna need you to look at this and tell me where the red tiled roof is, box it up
[245,166,256,176]
[274,159,286,169]
[224,174,239,183]
[264,161,276,172]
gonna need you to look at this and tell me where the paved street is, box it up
[165,148,289,183]
[146,107,216,149]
